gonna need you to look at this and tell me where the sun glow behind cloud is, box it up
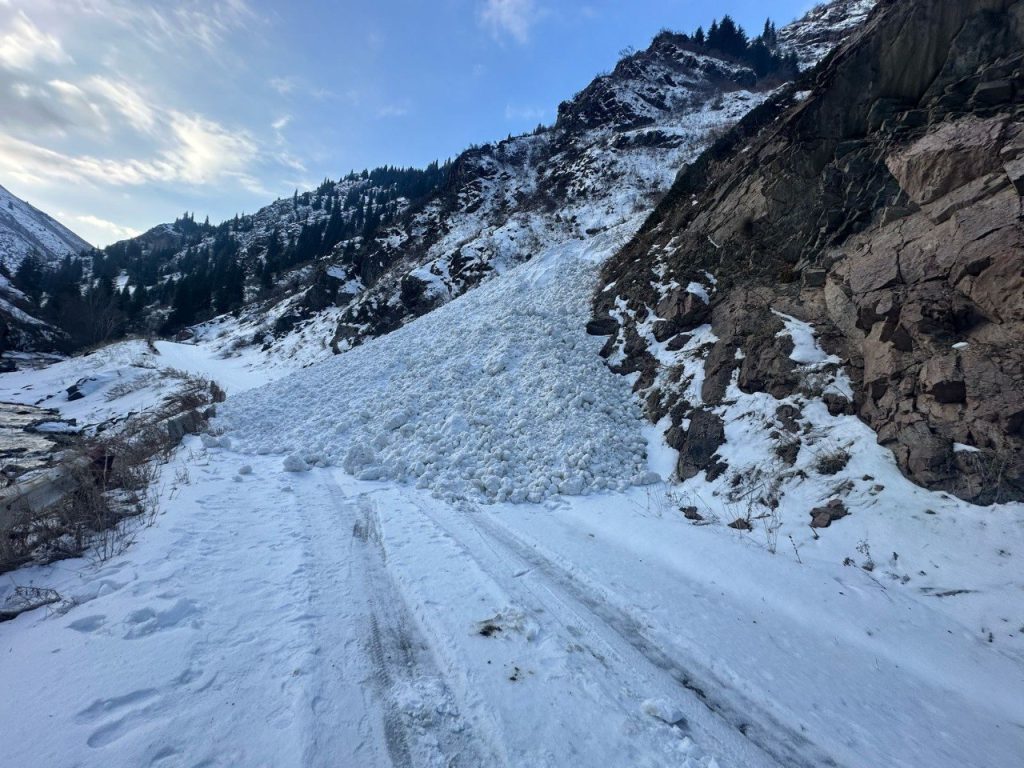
[0,0,291,245]
[0,0,817,247]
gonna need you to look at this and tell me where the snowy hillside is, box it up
[31,0,878,370]
[777,0,877,68]
[217,223,655,502]
[0,184,92,270]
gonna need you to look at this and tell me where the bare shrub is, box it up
[815,448,851,475]
[1,373,224,571]
[0,585,63,622]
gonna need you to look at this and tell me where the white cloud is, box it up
[0,134,163,187]
[86,76,157,134]
[275,151,307,174]
[269,75,336,101]
[376,103,410,118]
[81,0,259,57]
[161,111,259,186]
[1,72,165,140]
[0,0,329,233]
[269,76,297,95]
[0,109,258,191]
[480,0,539,44]
[68,213,140,240]
[0,10,71,70]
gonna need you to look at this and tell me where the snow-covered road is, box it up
[4,441,1023,767]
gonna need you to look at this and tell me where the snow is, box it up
[2,4,1021,765]
[778,0,878,69]
[773,310,839,366]
[0,183,92,269]
[0,339,283,431]
[2,439,1022,768]
[218,225,652,503]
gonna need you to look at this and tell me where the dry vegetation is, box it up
[1,374,224,580]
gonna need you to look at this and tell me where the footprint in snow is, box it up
[67,614,107,633]
[122,598,201,639]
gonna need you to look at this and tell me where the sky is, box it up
[0,0,813,247]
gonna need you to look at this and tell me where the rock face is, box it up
[596,0,1024,503]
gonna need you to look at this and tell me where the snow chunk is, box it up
[953,443,981,454]
[685,282,710,304]
[772,311,840,366]
[283,454,310,472]
[642,697,687,725]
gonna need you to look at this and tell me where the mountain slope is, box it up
[594,0,1024,502]
[0,184,91,270]
[41,0,876,368]
[0,185,90,355]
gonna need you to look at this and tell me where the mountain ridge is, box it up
[0,0,875,360]
[0,184,92,271]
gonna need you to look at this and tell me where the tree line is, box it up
[6,160,454,350]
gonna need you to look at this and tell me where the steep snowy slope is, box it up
[61,0,878,368]
[217,224,654,503]
[0,184,92,270]
[0,275,65,354]
[0,185,90,353]
[199,52,768,368]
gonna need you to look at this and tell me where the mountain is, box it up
[8,0,874,366]
[8,4,1024,766]
[0,184,91,270]
[593,0,1024,502]
[0,186,89,355]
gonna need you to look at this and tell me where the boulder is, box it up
[675,410,726,480]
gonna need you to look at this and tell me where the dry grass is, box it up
[1,375,224,573]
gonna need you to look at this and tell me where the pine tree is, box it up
[15,253,44,303]
[706,19,719,48]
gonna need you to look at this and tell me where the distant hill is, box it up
[0,184,92,270]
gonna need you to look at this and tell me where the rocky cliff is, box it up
[595,0,1024,503]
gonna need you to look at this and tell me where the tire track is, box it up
[335,485,498,768]
[412,498,842,768]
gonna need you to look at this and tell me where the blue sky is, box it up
[0,0,812,247]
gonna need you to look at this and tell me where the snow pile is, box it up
[218,230,651,503]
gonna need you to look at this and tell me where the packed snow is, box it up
[0,339,282,431]
[3,436,1023,768]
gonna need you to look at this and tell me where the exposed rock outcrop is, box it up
[596,0,1024,503]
